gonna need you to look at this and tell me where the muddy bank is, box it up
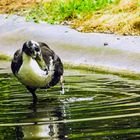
[0,14,140,76]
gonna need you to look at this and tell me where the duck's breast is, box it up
[17,58,53,88]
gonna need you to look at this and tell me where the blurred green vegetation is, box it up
[0,54,11,61]
[24,0,140,35]
[26,0,116,24]
[1,0,140,35]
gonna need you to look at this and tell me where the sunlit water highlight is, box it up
[0,69,140,140]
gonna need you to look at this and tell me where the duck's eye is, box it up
[35,47,40,52]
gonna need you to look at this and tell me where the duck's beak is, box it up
[31,51,41,60]
[35,52,42,60]
[35,52,46,71]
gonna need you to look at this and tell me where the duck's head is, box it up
[22,40,41,60]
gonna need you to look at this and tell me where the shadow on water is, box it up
[1,69,140,139]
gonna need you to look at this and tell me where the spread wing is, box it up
[11,49,23,75]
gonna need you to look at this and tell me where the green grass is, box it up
[26,0,116,24]
[0,54,11,61]
[12,0,140,35]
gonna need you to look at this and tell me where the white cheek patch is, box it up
[26,40,40,50]
[31,40,39,46]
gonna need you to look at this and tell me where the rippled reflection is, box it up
[0,69,140,139]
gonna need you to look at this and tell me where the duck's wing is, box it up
[38,42,55,66]
[39,42,64,86]
[11,49,23,75]
[39,42,63,73]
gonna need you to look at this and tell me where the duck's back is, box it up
[39,42,64,87]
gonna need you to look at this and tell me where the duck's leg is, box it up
[60,75,65,94]
[26,86,37,104]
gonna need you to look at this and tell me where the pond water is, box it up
[0,68,140,140]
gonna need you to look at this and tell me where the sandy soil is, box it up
[0,0,37,13]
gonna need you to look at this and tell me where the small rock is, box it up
[104,42,108,46]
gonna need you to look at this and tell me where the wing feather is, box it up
[11,49,23,75]
[39,42,64,86]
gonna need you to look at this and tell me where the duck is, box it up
[11,40,64,103]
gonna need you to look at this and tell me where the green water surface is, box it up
[0,69,140,140]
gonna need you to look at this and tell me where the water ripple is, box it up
[0,70,140,139]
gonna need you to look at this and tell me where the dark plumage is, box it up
[11,40,64,103]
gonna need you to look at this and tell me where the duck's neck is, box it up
[22,52,31,62]
[22,52,47,71]
[21,52,46,76]
[35,55,47,71]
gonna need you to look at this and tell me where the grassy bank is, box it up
[0,54,11,61]
[25,0,115,24]
[1,0,140,35]
[25,0,140,35]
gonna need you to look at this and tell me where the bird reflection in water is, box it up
[15,98,68,140]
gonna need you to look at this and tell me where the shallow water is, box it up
[0,69,140,140]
